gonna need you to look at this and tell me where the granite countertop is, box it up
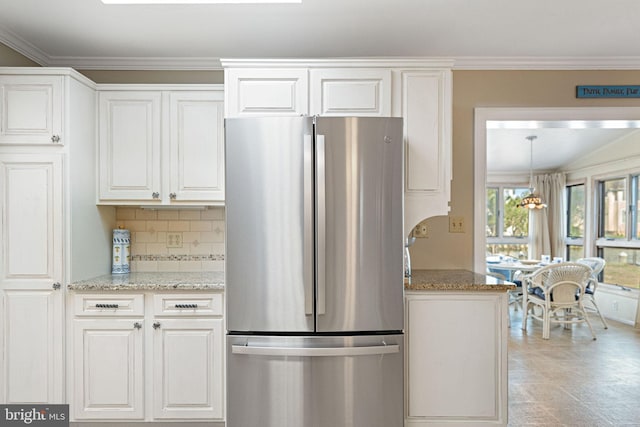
[68,272,225,291]
[405,269,516,292]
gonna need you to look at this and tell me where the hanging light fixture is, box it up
[519,135,547,209]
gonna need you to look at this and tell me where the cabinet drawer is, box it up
[153,293,223,317]
[73,294,144,317]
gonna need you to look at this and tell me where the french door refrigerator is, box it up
[225,116,404,427]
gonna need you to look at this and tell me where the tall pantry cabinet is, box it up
[0,68,113,404]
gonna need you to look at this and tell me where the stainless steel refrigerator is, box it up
[225,116,404,427]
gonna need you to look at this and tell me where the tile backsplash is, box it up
[115,207,225,273]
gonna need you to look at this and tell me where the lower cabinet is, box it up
[1,289,64,404]
[72,318,145,420]
[152,318,224,419]
[70,292,224,422]
[404,291,509,427]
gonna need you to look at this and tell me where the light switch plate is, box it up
[167,232,183,248]
[449,216,465,233]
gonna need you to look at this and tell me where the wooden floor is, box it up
[509,307,640,426]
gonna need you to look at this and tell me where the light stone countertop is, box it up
[68,272,225,291]
[405,269,516,292]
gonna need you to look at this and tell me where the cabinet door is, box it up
[225,68,308,117]
[0,75,64,145]
[0,153,64,403]
[0,153,63,287]
[168,91,225,202]
[405,293,508,425]
[98,91,162,202]
[396,70,452,236]
[310,68,391,116]
[152,318,224,419]
[72,319,144,420]
[0,290,63,404]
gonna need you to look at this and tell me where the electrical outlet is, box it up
[449,216,465,233]
[167,232,183,248]
[612,301,619,312]
[413,220,429,238]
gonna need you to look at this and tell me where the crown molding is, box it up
[219,57,456,69]
[47,56,223,70]
[3,23,640,72]
[453,56,640,70]
[0,25,50,66]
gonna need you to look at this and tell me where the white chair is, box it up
[521,262,596,340]
[576,257,609,329]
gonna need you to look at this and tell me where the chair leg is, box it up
[580,305,597,340]
[521,301,529,331]
[588,297,609,329]
[542,308,550,339]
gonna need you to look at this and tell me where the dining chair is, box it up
[576,257,609,329]
[521,262,596,340]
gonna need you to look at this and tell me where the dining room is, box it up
[477,107,640,330]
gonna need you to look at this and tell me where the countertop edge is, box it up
[67,272,225,292]
[404,269,516,292]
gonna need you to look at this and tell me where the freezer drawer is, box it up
[227,334,404,427]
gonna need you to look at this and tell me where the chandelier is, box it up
[519,135,547,209]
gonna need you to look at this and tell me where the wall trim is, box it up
[4,23,640,72]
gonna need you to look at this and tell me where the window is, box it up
[565,183,585,260]
[486,185,530,259]
[596,175,640,288]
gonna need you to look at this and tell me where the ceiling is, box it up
[2,0,640,69]
[3,0,640,171]
[487,124,640,174]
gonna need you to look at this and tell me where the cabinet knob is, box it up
[51,135,61,143]
[152,192,160,199]
[169,192,177,200]
[133,322,142,330]
[153,322,161,329]
[52,282,61,290]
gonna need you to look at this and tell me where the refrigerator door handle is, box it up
[231,343,399,357]
[316,134,326,315]
[304,134,314,316]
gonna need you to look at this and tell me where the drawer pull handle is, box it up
[175,303,198,309]
[96,303,119,309]
[153,322,161,329]
[133,322,142,330]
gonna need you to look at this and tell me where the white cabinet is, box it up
[98,86,225,205]
[224,68,308,117]
[98,91,162,202]
[405,292,508,426]
[1,289,63,404]
[0,75,64,145]
[152,318,224,419]
[0,153,64,404]
[222,59,452,232]
[72,318,145,420]
[0,68,116,408]
[395,69,452,236]
[309,68,391,116]
[69,292,225,422]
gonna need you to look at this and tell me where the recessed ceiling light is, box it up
[101,0,301,3]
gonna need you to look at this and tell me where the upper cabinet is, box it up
[225,68,308,117]
[97,85,225,206]
[310,68,391,116]
[222,59,452,234]
[395,69,452,237]
[0,75,64,145]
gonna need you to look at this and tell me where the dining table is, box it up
[486,258,546,281]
